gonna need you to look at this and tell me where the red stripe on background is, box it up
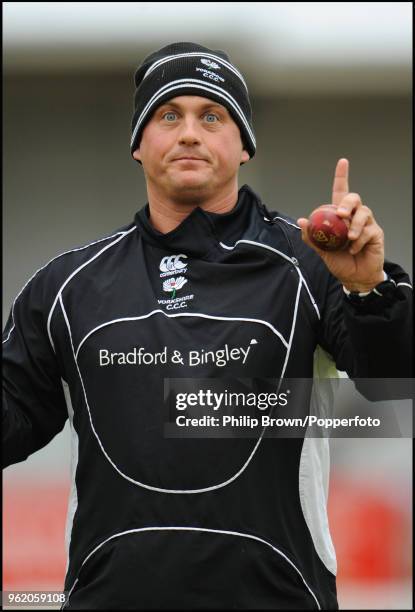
[3,482,71,591]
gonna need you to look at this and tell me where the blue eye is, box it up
[164,112,177,122]
[205,113,218,123]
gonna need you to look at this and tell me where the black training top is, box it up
[3,185,412,610]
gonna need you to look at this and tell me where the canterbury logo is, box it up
[201,58,220,70]
[160,254,188,273]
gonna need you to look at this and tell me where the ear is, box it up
[240,149,250,166]
[132,148,141,162]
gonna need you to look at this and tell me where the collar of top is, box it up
[134,185,265,257]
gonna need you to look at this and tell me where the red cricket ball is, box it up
[307,204,350,251]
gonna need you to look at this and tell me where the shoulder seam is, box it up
[271,216,301,230]
[47,227,136,352]
[3,227,134,346]
[220,238,321,320]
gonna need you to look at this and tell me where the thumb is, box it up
[297,217,312,248]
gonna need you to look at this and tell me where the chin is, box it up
[169,180,212,203]
[172,175,211,192]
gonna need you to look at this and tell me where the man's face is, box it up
[133,96,250,202]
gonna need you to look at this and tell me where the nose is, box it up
[178,116,202,145]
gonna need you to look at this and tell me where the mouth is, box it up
[172,157,208,162]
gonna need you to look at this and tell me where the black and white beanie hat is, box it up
[130,42,256,158]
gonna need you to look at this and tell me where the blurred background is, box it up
[3,2,412,609]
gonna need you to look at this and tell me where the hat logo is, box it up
[201,58,220,70]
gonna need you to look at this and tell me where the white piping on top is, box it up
[281,278,303,378]
[64,527,320,610]
[220,239,321,321]
[46,227,136,352]
[272,215,301,230]
[75,310,289,359]
[60,277,301,494]
[2,230,130,346]
[61,379,79,579]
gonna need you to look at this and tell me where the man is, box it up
[3,42,412,610]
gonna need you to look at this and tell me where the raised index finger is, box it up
[332,158,349,206]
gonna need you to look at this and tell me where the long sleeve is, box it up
[272,212,412,385]
[3,273,68,468]
[317,260,412,379]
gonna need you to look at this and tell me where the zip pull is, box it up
[259,202,274,223]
